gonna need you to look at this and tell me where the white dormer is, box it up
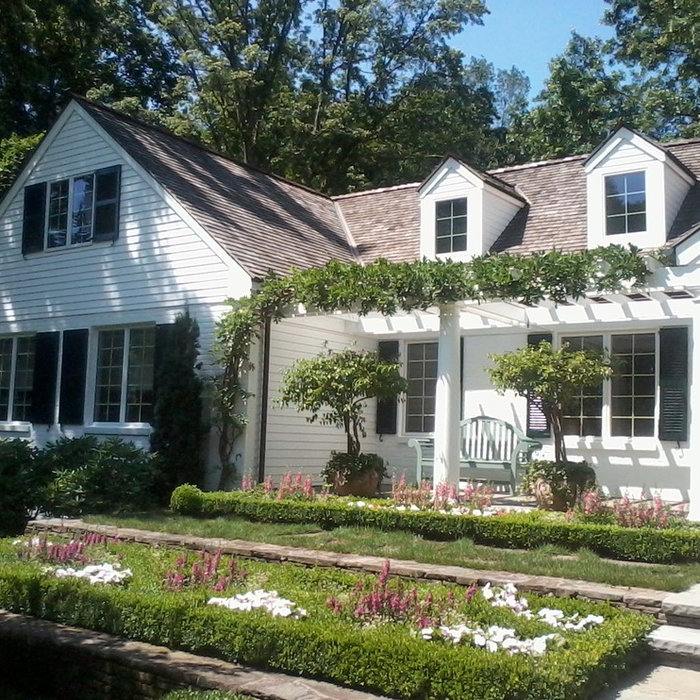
[418,156,524,260]
[585,126,695,250]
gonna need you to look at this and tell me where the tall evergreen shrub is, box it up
[151,311,205,496]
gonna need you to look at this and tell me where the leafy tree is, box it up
[488,340,613,464]
[0,0,178,138]
[279,348,407,456]
[507,33,638,161]
[153,0,492,191]
[604,0,700,136]
[0,132,43,199]
[151,311,205,496]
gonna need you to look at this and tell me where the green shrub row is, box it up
[171,485,700,564]
[0,561,652,700]
[0,436,160,535]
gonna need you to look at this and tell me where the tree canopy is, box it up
[2,0,700,189]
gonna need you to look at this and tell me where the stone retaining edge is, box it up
[0,610,389,700]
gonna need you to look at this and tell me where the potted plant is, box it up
[488,339,611,510]
[279,347,407,496]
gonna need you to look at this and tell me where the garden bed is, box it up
[169,486,700,565]
[0,533,653,700]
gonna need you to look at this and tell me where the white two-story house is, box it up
[3,97,700,516]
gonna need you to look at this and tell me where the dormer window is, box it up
[605,171,646,235]
[435,198,467,253]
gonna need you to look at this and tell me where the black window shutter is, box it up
[93,165,121,243]
[59,329,89,425]
[29,332,59,424]
[659,327,688,442]
[376,340,399,434]
[526,333,552,438]
[22,182,46,255]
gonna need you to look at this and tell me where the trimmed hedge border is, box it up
[0,557,653,700]
[170,485,700,565]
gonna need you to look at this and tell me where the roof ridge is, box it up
[488,153,588,175]
[332,182,420,199]
[70,93,334,202]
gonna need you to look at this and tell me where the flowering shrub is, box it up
[578,489,675,529]
[326,562,604,653]
[208,589,307,618]
[241,472,316,501]
[326,560,477,628]
[54,562,132,585]
[391,476,494,513]
[163,550,246,592]
[16,533,112,566]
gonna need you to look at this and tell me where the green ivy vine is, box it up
[213,245,651,478]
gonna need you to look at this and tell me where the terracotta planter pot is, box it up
[533,478,570,511]
[332,469,382,497]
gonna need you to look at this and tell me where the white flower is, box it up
[208,589,306,619]
[54,562,131,585]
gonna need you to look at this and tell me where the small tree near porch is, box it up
[280,348,407,457]
[488,340,613,464]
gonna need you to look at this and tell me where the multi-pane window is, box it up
[47,174,96,248]
[435,198,467,254]
[405,342,437,433]
[611,333,655,437]
[22,166,121,255]
[560,332,657,438]
[94,327,155,423]
[561,335,604,437]
[605,172,646,235]
[0,336,35,421]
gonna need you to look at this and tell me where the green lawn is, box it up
[83,511,700,591]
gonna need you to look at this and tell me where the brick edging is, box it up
[27,518,671,619]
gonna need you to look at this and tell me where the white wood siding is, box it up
[0,108,253,462]
[665,166,692,234]
[263,316,377,482]
[587,140,666,249]
[482,190,522,252]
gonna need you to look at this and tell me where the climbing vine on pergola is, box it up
[212,245,651,487]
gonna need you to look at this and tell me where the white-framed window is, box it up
[561,332,656,439]
[605,171,646,235]
[435,198,467,254]
[47,174,96,248]
[94,326,155,423]
[561,335,604,437]
[405,341,437,433]
[0,335,35,421]
[22,166,121,255]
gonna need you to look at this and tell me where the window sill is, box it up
[0,422,32,434]
[84,423,152,437]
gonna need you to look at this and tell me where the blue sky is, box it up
[455,0,614,97]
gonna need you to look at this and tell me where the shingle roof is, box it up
[334,184,420,263]
[75,96,700,268]
[76,98,356,279]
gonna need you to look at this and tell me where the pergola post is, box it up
[433,302,461,484]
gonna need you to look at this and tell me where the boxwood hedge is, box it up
[0,538,653,700]
[170,485,700,564]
